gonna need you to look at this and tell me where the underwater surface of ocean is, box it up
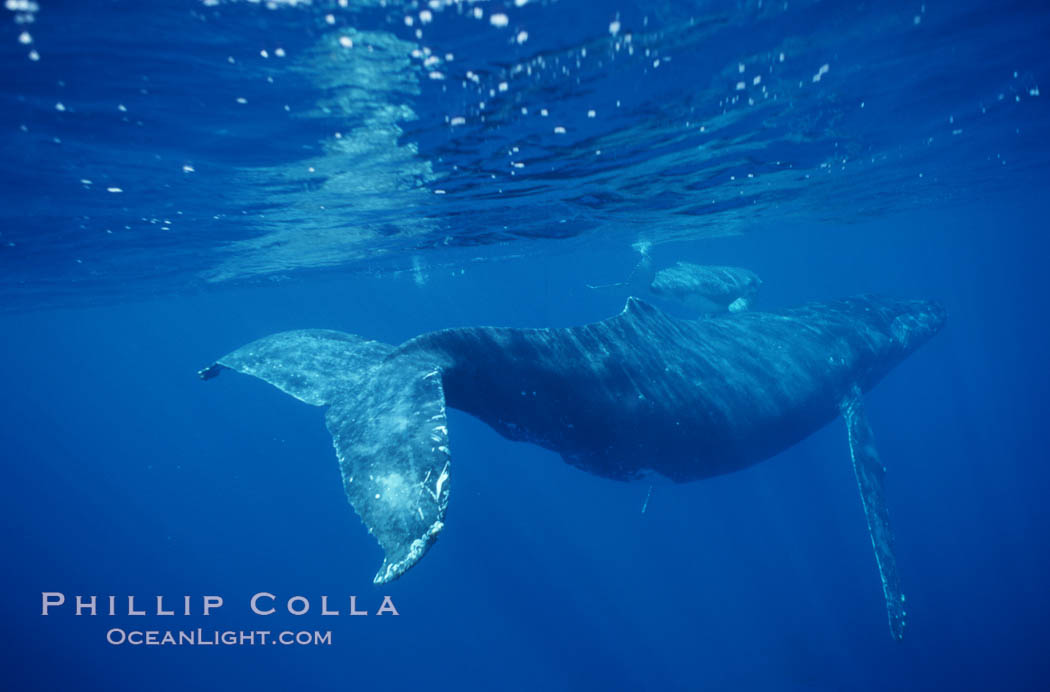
[2,1,1048,690]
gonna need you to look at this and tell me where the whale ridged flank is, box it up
[200,295,945,640]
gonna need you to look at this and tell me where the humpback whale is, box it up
[200,294,945,639]
[649,262,762,313]
[588,253,762,313]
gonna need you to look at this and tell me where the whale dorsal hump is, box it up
[621,296,666,323]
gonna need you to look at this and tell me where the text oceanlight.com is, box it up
[106,629,332,646]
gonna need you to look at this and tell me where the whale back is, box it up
[398,296,942,481]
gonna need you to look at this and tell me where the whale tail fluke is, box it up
[200,330,452,584]
[196,329,395,407]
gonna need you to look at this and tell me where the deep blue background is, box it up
[2,189,1048,690]
[2,0,1049,689]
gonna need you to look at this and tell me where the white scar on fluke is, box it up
[200,292,946,640]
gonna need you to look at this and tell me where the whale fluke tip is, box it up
[198,363,224,380]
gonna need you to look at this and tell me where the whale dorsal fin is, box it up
[842,386,907,640]
[622,296,666,322]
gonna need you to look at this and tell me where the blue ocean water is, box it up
[2,0,1048,690]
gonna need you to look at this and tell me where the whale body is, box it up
[649,262,762,312]
[200,294,945,639]
[588,254,762,313]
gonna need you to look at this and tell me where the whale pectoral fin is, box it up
[325,356,451,585]
[842,388,907,640]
